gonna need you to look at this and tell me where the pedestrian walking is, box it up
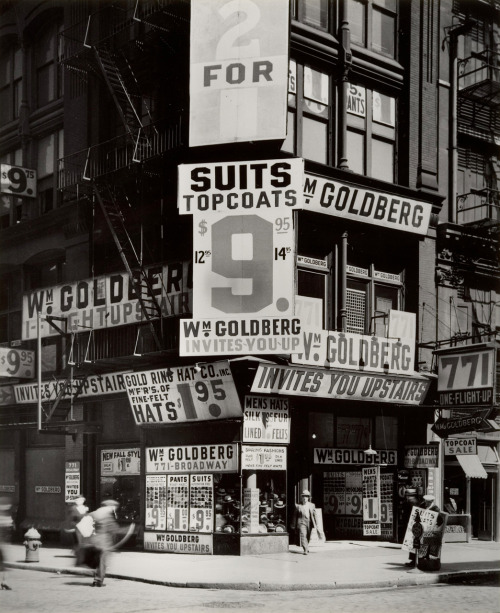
[291,490,324,555]
[0,496,13,590]
[66,497,89,551]
[88,500,120,587]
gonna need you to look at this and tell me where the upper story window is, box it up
[346,84,396,182]
[282,61,331,164]
[0,272,22,344]
[35,20,63,108]
[0,149,23,229]
[0,44,22,126]
[348,0,397,59]
[37,129,63,214]
[293,0,330,30]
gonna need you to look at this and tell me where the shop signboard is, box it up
[35,486,61,493]
[437,346,495,407]
[145,474,167,531]
[303,173,432,236]
[251,364,430,405]
[189,474,213,533]
[144,531,213,554]
[65,461,80,502]
[314,448,397,466]
[167,475,189,531]
[362,466,381,536]
[431,408,492,438]
[404,444,439,469]
[444,437,477,455]
[241,445,287,470]
[243,395,290,443]
[1,164,37,198]
[323,471,362,516]
[100,448,140,476]
[146,444,238,474]
[292,328,415,374]
[22,260,191,340]
[189,0,289,147]
[402,507,448,559]
[124,361,242,425]
[13,370,130,404]
[0,348,35,378]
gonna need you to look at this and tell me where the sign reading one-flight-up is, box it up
[189,0,289,146]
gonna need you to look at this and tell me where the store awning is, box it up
[456,454,488,479]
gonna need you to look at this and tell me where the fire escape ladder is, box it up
[94,46,144,138]
[92,183,163,351]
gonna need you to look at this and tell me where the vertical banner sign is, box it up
[178,159,305,357]
[189,474,213,533]
[65,461,80,502]
[189,0,289,147]
[243,488,260,533]
[146,474,167,531]
[362,466,381,535]
[167,475,189,531]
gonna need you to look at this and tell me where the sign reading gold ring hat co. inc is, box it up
[124,361,242,425]
[303,174,432,235]
[178,159,304,357]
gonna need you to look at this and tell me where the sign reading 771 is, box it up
[437,348,495,391]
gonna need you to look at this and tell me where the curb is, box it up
[5,561,500,591]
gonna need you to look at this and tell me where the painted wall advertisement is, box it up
[242,395,290,443]
[100,448,140,475]
[251,364,430,405]
[65,461,80,502]
[124,361,242,425]
[144,531,213,554]
[22,260,191,340]
[189,0,289,146]
[241,445,287,470]
[146,444,238,474]
[178,159,304,357]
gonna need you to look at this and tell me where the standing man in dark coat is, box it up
[89,500,120,587]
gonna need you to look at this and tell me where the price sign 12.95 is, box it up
[0,164,37,198]
[192,210,295,319]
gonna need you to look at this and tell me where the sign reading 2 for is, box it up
[189,0,289,146]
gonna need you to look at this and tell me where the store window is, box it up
[293,0,329,31]
[0,149,23,228]
[100,447,141,523]
[296,257,329,329]
[0,44,22,125]
[345,264,402,336]
[35,20,63,108]
[347,0,397,59]
[282,61,331,164]
[37,129,63,213]
[346,84,396,182]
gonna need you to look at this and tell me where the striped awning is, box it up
[456,454,488,479]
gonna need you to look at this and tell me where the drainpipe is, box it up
[340,231,348,331]
[338,1,352,170]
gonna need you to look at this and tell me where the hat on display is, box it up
[274,500,285,508]
[260,513,268,522]
[406,489,417,494]
[222,524,235,533]
[224,495,233,502]
[217,489,226,495]
[232,501,241,509]
[423,494,435,502]
[241,514,250,523]
[301,490,311,497]
[275,524,286,533]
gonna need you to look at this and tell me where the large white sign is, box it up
[303,174,432,235]
[189,0,289,146]
[251,364,430,405]
[0,347,35,378]
[22,261,191,340]
[144,531,212,554]
[146,444,238,474]
[243,394,290,443]
[124,361,242,425]
[241,445,287,470]
[1,164,37,198]
[180,316,303,356]
[315,448,397,466]
[100,448,140,475]
[292,328,415,374]
[444,437,477,455]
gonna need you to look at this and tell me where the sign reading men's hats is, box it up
[189,0,289,147]
[178,159,305,357]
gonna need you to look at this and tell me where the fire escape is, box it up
[38,1,189,433]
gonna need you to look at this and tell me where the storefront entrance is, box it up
[471,473,496,540]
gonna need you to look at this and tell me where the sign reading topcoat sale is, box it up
[125,361,242,425]
[189,0,289,147]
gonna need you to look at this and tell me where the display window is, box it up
[99,447,141,522]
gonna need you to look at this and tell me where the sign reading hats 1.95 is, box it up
[1,164,37,198]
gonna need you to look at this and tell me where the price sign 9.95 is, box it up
[1,164,37,198]
[0,347,35,379]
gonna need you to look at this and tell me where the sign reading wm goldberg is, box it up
[146,444,238,474]
[303,174,432,235]
[251,364,430,405]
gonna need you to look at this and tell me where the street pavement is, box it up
[3,538,499,591]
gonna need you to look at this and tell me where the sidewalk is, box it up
[3,539,499,591]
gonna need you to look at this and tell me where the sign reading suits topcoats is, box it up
[251,364,430,405]
[124,361,241,425]
[189,0,289,146]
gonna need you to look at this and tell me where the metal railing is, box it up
[458,49,500,93]
[456,187,500,225]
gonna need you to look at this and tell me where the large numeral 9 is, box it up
[7,167,27,194]
[350,495,361,515]
[6,350,20,375]
[211,215,273,313]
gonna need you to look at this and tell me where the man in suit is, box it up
[89,500,120,587]
[292,490,323,555]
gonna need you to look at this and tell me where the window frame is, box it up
[347,0,397,60]
[33,19,63,109]
[0,149,23,228]
[0,44,22,126]
[36,128,64,214]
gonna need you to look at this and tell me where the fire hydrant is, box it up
[23,528,42,562]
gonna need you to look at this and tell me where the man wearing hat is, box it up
[291,490,323,555]
[89,500,120,587]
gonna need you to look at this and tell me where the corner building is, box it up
[0,0,498,556]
